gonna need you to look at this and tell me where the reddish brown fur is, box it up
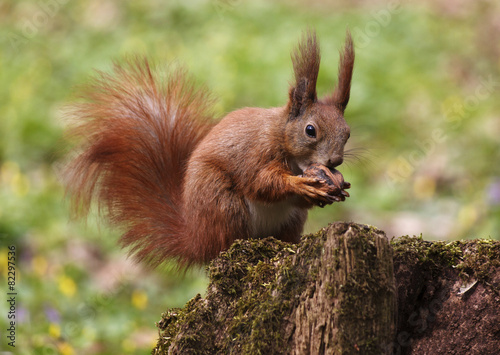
[289,30,321,117]
[322,30,355,111]
[63,31,355,268]
[63,59,214,267]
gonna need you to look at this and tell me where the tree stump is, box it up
[289,223,395,354]
[390,236,500,354]
[152,222,500,354]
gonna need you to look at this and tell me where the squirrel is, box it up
[63,30,355,268]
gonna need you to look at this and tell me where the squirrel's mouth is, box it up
[290,161,306,176]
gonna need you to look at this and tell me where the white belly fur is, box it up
[246,199,300,238]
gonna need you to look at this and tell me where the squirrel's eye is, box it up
[305,125,316,138]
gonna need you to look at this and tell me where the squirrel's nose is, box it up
[328,156,344,168]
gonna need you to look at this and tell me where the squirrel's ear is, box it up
[321,30,354,113]
[288,30,320,119]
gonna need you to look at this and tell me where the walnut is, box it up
[302,163,351,205]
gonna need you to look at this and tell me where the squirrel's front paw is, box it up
[300,164,351,207]
[290,176,340,207]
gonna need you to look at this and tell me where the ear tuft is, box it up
[322,30,355,112]
[288,30,321,118]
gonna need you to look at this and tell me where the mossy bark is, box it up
[153,223,395,354]
[289,223,396,354]
[152,222,500,355]
[390,237,500,354]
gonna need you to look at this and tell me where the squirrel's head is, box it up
[285,30,354,174]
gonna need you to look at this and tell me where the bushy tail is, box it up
[62,59,215,267]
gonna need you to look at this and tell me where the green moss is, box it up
[209,237,292,297]
[154,295,209,354]
[222,232,322,354]
[154,235,306,354]
[454,239,500,289]
[392,236,500,292]
[392,235,461,267]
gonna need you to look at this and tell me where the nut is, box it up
[302,163,350,201]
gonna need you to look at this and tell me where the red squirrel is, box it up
[63,31,354,268]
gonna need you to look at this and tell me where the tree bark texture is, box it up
[289,223,395,354]
[152,222,500,355]
[390,237,500,354]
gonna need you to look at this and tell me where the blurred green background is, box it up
[1,0,499,353]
